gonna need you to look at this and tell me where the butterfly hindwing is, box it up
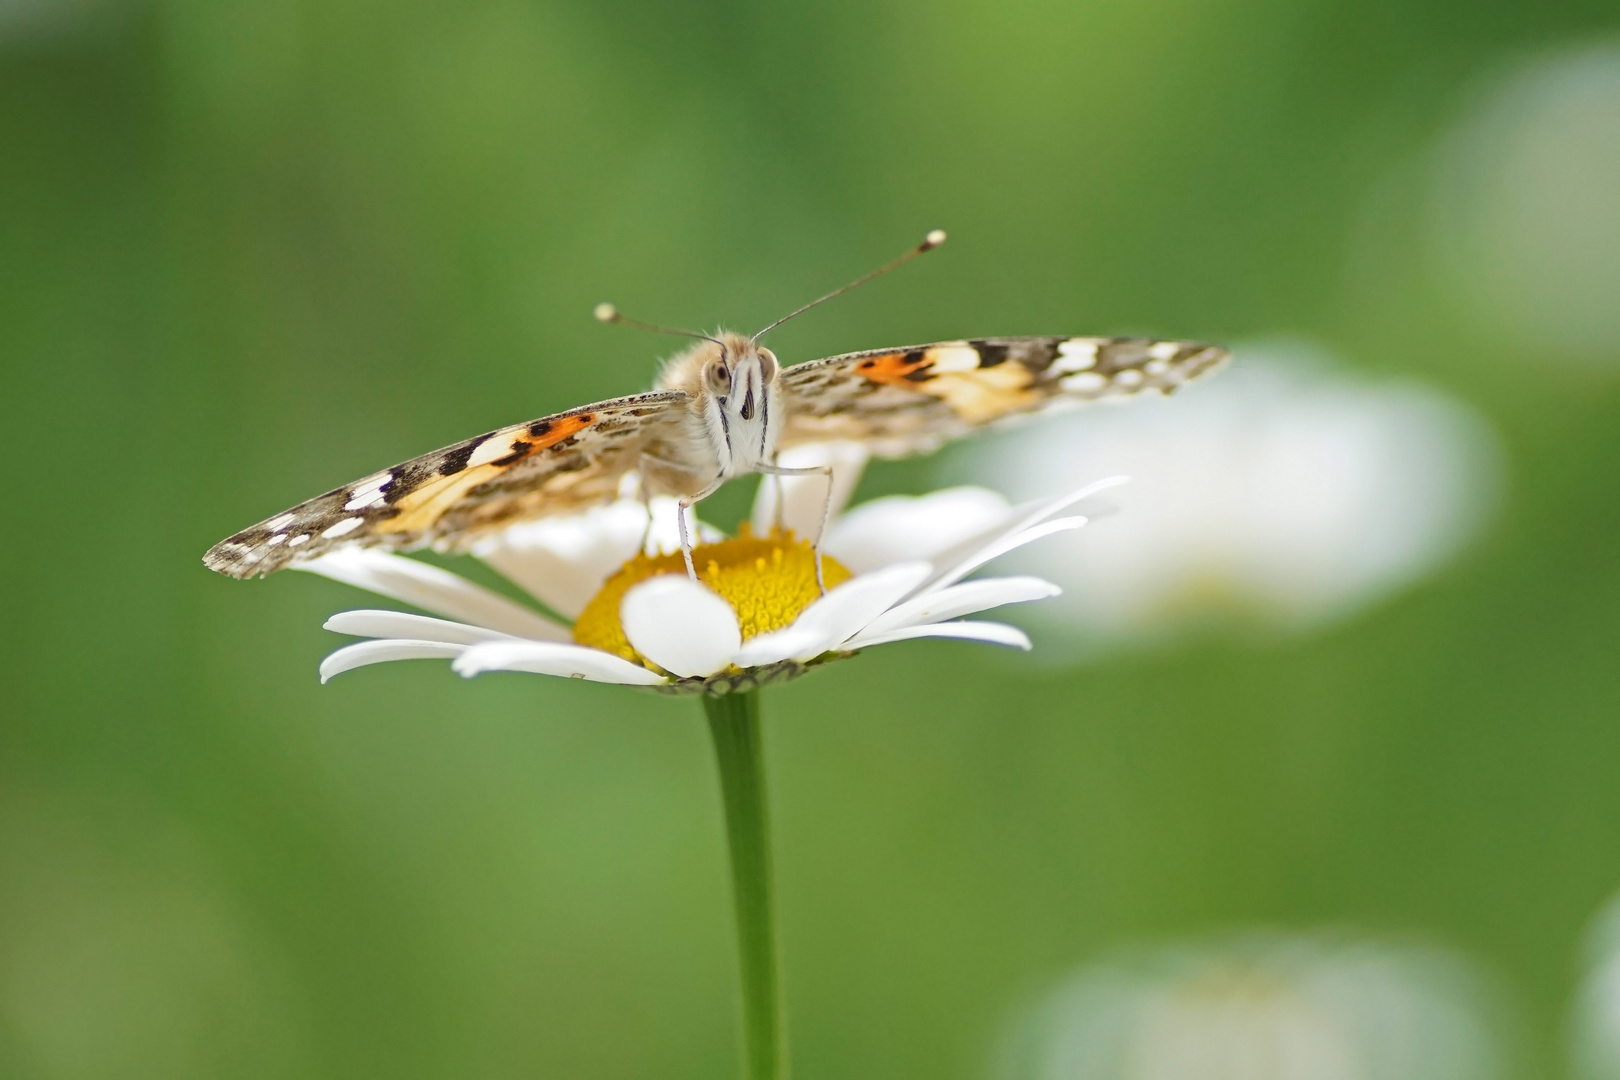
[203,390,689,579]
[778,336,1228,457]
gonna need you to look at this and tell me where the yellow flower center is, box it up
[572,527,852,666]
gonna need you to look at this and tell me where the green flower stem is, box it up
[703,689,787,1080]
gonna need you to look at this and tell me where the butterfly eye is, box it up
[704,361,732,397]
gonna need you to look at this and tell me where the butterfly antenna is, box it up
[753,229,947,340]
[594,303,725,349]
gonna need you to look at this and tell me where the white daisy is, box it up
[952,342,1501,645]
[296,443,1124,695]
[1427,43,1620,364]
[998,933,1511,1080]
[1571,888,1620,1079]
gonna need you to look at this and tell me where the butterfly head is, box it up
[701,332,779,423]
[682,331,782,475]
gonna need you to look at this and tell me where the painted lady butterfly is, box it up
[204,232,1227,579]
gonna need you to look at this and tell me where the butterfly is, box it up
[203,231,1228,580]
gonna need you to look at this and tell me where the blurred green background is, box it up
[3,0,1620,1077]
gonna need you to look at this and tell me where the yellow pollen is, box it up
[572,527,852,666]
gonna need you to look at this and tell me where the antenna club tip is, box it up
[922,228,947,249]
[593,302,619,323]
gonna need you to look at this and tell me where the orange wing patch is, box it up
[203,391,688,579]
[855,351,932,384]
[527,412,597,450]
[855,344,1040,423]
[377,413,596,535]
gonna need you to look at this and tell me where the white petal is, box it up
[644,497,726,556]
[733,561,933,665]
[928,517,1088,592]
[861,576,1061,636]
[323,610,521,645]
[1027,474,1132,524]
[452,640,666,685]
[844,620,1033,651]
[749,441,870,538]
[731,625,830,668]
[295,548,570,641]
[823,486,1015,574]
[621,576,742,678]
[917,475,1130,590]
[319,639,467,683]
[472,500,647,617]
[472,496,723,617]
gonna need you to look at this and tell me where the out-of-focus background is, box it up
[3,0,1619,1076]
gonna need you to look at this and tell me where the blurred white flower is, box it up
[1570,888,1620,1079]
[1429,43,1620,364]
[946,342,1500,647]
[299,445,1120,694]
[997,934,1511,1080]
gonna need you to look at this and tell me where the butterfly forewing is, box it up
[777,336,1228,457]
[205,335,1227,579]
[203,390,689,579]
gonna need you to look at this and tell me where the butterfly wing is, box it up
[203,390,690,579]
[778,336,1227,457]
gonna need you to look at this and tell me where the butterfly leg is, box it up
[637,450,701,557]
[758,463,836,594]
[677,475,727,582]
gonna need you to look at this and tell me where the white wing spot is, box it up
[1053,339,1099,373]
[924,344,980,373]
[288,534,312,547]
[468,427,524,468]
[265,533,287,547]
[322,517,364,539]
[1115,369,1144,389]
[1149,341,1181,361]
[344,489,390,511]
[1061,371,1109,393]
[343,472,393,510]
[265,513,296,533]
[1145,359,1171,376]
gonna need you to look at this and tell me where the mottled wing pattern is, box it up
[204,390,689,579]
[778,336,1227,457]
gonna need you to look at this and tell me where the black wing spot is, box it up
[528,419,553,438]
[970,341,1011,367]
[900,348,936,382]
[439,440,484,476]
[385,460,442,502]
[490,441,531,467]
[1016,338,1063,373]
